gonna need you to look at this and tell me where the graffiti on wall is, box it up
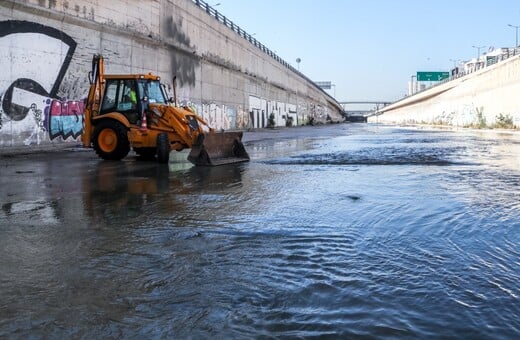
[201,103,233,130]
[249,95,299,129]
[48,99,85,140]
[0,20,83,144]
[178,98,250,131]
[0,19,339,148]
[309,102,329,124]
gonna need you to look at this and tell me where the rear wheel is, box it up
[157,133,170,164]
[92,121,130,160]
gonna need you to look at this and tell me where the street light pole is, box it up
[472,45,486,59]
[508,24,519,47]
[449,59,460,68]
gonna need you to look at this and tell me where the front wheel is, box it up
[92,121,130,160]
[156,133,170,164]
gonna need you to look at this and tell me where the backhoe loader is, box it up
[81,55,249,165]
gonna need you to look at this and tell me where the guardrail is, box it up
[448,47,520,81]
[409,47,520,98]
[190,0,337,103]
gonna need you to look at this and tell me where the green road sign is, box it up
[416,71,450,81]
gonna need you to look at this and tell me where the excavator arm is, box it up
[81,54,105,147]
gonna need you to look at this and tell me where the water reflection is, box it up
[81,160,246,225]
[1,200,59,224]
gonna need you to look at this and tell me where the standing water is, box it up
[0,124,519,337]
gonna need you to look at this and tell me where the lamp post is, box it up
[508,24,519,47]
[296,58,301,71]
[472,45,486,59]
[449,59,460,68]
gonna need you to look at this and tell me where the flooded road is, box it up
[1,124,519,338]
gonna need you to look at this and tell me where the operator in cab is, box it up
[123,80,137,109]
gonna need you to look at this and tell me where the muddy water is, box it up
[1,124,519,338]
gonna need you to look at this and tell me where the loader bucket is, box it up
[188,132,250,166]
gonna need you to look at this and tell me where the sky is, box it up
[210,0,520,102]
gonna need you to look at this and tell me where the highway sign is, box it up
[315,81,332,89]
[416,71,450,81]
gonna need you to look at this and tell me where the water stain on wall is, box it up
[170,49,199,88]
[165,16,191,48]
[165,16,199,87]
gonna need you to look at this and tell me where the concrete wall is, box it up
[0,0,342,148]
[370,55,520,128]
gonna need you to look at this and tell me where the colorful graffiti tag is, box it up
[0,20,83,144]
[47,99,85,140]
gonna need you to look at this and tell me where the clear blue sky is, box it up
[212,0,520,102]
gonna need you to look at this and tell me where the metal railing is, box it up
[192,0,295,71]
[191,0,336,101]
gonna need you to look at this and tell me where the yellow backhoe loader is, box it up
[81,55,249,165]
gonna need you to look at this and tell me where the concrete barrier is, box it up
[370,55,520,129]
[0,0,343,149]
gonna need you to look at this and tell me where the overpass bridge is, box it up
[339,101,393,122]
[339,101,393,106]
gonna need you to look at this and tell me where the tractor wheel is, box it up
[92,120,130,160]
[157,133,170,164]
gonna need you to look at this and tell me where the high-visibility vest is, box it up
[129,90,137,104]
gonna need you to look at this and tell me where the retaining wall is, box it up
[0,0,342,148]
[369,55,520,128]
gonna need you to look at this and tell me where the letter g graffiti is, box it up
[0,20,76,125]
